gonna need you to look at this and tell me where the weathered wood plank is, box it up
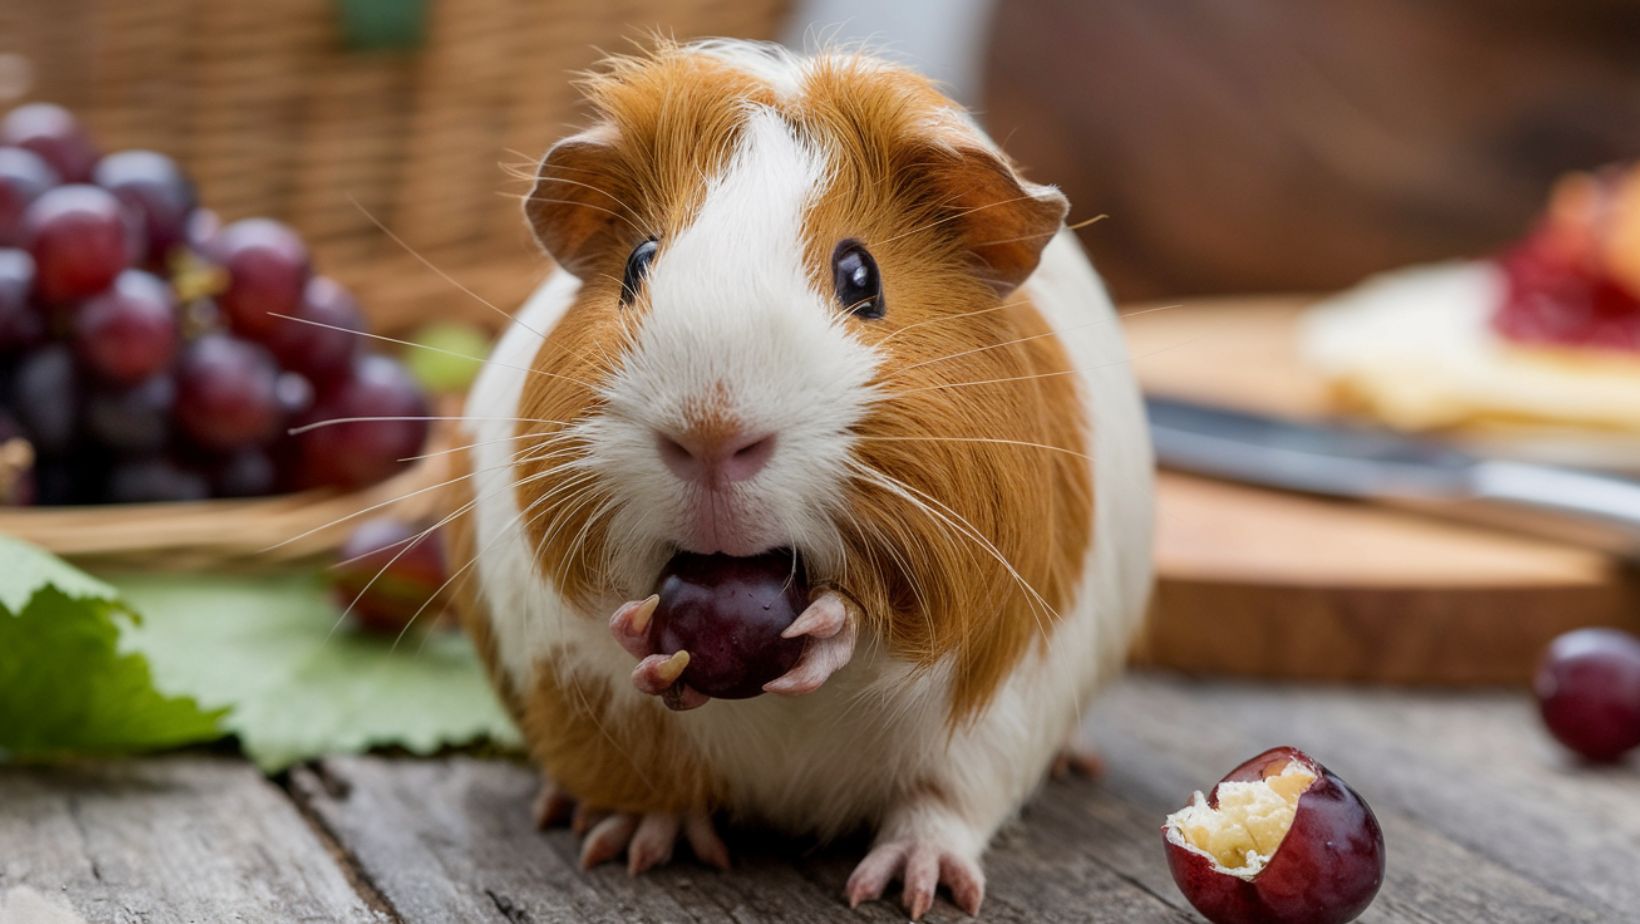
[292,755,1196,924]
[0,756,386,923]
[1091,676,1626,921]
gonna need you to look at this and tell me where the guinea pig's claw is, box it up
[609,595,659,660]
[846,839,985,919]
[764,591,858,696]
[575,809,730,874]
[532,778,575,829]
[631,652,710,710]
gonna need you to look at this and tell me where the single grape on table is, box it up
[0,102,431,507]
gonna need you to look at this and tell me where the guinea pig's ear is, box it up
[524,127,634,278]
[914,144,1069,295]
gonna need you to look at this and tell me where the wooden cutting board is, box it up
[1123,297,1640,685]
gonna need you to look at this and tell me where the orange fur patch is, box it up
[791,56,1091,723]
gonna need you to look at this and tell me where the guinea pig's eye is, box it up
[832,240,884,320]
[620,238,659,305]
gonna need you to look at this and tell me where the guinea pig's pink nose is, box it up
[657,427,776,485]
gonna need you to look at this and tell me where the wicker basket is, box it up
[0,0,791,331]
[0,0,790,568]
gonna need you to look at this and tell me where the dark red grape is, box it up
[84,374,173,453]
[331,517,448,635]
[264,275,362,383]
[0,146,60,247]
[9,343,80,454]
[1163,746,1385,924]
[293,354,428,489]
[174,333,282,450]
[209,447,277,498]
[72,269,178,384]
[23,184,134,302]
[0,249,45,352]
[647,550,807,699]
[107,455,210,504]
[0,103,99,183]
[214,218,310,340]
[1534,628,1640,763]
[0,410,36,505]
[93,150,197,267]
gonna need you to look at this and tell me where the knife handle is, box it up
[1469,460,1640,560]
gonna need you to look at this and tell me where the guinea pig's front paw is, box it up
[761,589,859,696]
[576,809,731,875]
[608,596,712,710]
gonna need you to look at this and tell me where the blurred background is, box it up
[5,0,1637,326]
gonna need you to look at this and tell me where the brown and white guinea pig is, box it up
[445,38,1154,919]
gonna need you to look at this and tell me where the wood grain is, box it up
[0,756,386,923]
[288,755,1194,923]
[4,675,1632,922]
[1124,298,1640,684]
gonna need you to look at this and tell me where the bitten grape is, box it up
[174,333,283,450]
[94,150,197,267]
[0,147,59,247]
[72,269,179,384]
[293,354,429,489]
[0,103,99,183]
[214,218,310,339]
[23,184,134,302]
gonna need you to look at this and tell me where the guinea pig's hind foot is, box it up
[846,838,985,920]
[578,809,731,875]
[532,777,575,829]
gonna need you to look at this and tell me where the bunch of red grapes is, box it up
[0,103,428,506]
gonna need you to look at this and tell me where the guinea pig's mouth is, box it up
[649,546,811,602]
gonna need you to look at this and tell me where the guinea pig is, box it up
[445,38,1155,919]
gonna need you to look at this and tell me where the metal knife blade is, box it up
[1145,394,1640,559]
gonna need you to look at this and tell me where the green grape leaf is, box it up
[113,571,520,772]
[0,535,226,759]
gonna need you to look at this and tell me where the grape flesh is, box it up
[94,150,197,267]
[0,146,60,247]
[23,184,134,302]
[648,550,808,699]
[1535,628,1640,763]
[72,269,179,384]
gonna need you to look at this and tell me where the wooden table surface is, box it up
[3,672,1632,923]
